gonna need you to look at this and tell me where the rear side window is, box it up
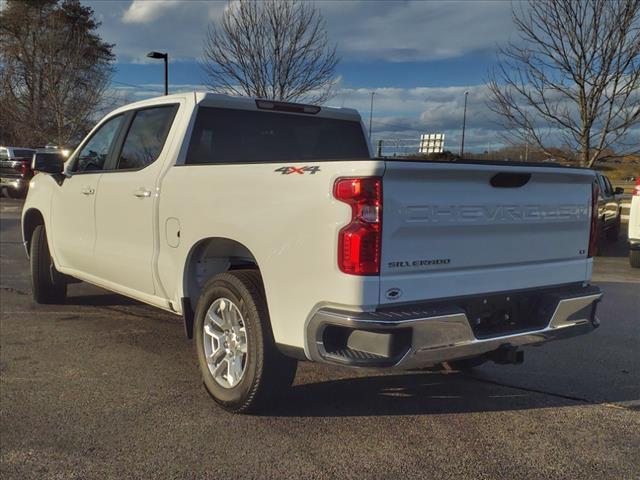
[186,107,370,164]
[117,106,177,170]
[0,149,8,160]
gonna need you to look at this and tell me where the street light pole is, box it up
[164,54,168,96]
[147,51,168,95]
[460,90,469,158]
[368,91,375,139]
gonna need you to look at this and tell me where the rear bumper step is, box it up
[306,285,602,368]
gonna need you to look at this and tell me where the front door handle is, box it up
[134,188,152,198]
[81,187,95,195]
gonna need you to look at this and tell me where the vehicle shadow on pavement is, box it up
[265,371,583,417]
[64,293,142,307]
[598,224,630,258]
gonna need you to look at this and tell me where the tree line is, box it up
[0,0,114,148]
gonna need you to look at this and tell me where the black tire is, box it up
[630,250,640,268]
[606,217,621,241]
[30,225,67,304]
[194,270,297,413]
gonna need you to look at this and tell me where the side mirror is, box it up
[32,151,64,174]
[614,187,625,195]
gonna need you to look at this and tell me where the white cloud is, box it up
[93,0,515,63]
[92,1,227,62]
[321,0,515,62]
[122,0,182,24]
[106,81,639,154]
[108,81,504,150]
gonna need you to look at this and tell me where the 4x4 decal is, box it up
[274,166,321,175]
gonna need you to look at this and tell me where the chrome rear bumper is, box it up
[306,285,602,369]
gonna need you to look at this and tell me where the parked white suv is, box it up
[629,178,640,267]
[22,93,603,412]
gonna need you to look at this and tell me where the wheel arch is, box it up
[181,237,262,338]
[22,208,46,258]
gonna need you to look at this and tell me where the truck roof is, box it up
[109,91,362,122]
[1,146,35,151]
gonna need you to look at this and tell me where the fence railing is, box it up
[373,138,422,157]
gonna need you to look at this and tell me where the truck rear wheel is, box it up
[194,270,297,413]
[30,225,67,304]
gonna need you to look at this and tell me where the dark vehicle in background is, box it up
[595,172,624,246]
[0,146,35,198]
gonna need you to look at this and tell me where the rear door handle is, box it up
[81,187,95,195]
[134,188,152,198]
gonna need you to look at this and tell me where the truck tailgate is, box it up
[380,161,595,304]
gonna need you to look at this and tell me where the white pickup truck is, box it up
[23,92,603,412]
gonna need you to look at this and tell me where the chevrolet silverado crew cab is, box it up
[22,92,603,413]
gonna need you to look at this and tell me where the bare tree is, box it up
[487,0,640,167]
[0,0,114,147]
[202,0,339,104]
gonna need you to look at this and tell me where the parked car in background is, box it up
[628,178,640,267]
[594,172,624,246]
[0,146,36,198]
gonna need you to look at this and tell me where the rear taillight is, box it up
[334,177,382,275]
[20,160,29,176]
[588,180,599,258]
[633,178,640,196]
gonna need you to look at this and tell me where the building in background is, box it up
[419,133,445,154]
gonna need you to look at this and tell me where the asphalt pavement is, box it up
[1,197,638,479]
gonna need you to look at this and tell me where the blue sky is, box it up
[113,53,496,90]
[90,0,519,152]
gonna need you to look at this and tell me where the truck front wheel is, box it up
[30,225,67,304]
[194,270,297,413]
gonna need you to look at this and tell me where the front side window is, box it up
[597,175,607,195]
[74,115,124,173]
[117,106,177,170]
[604,177,614,196]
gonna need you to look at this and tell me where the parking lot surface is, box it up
[1,197,638,479]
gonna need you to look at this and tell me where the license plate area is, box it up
[461,290,556,339]
[375,284,600,340]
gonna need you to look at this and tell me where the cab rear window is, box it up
[186,107,370,164]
